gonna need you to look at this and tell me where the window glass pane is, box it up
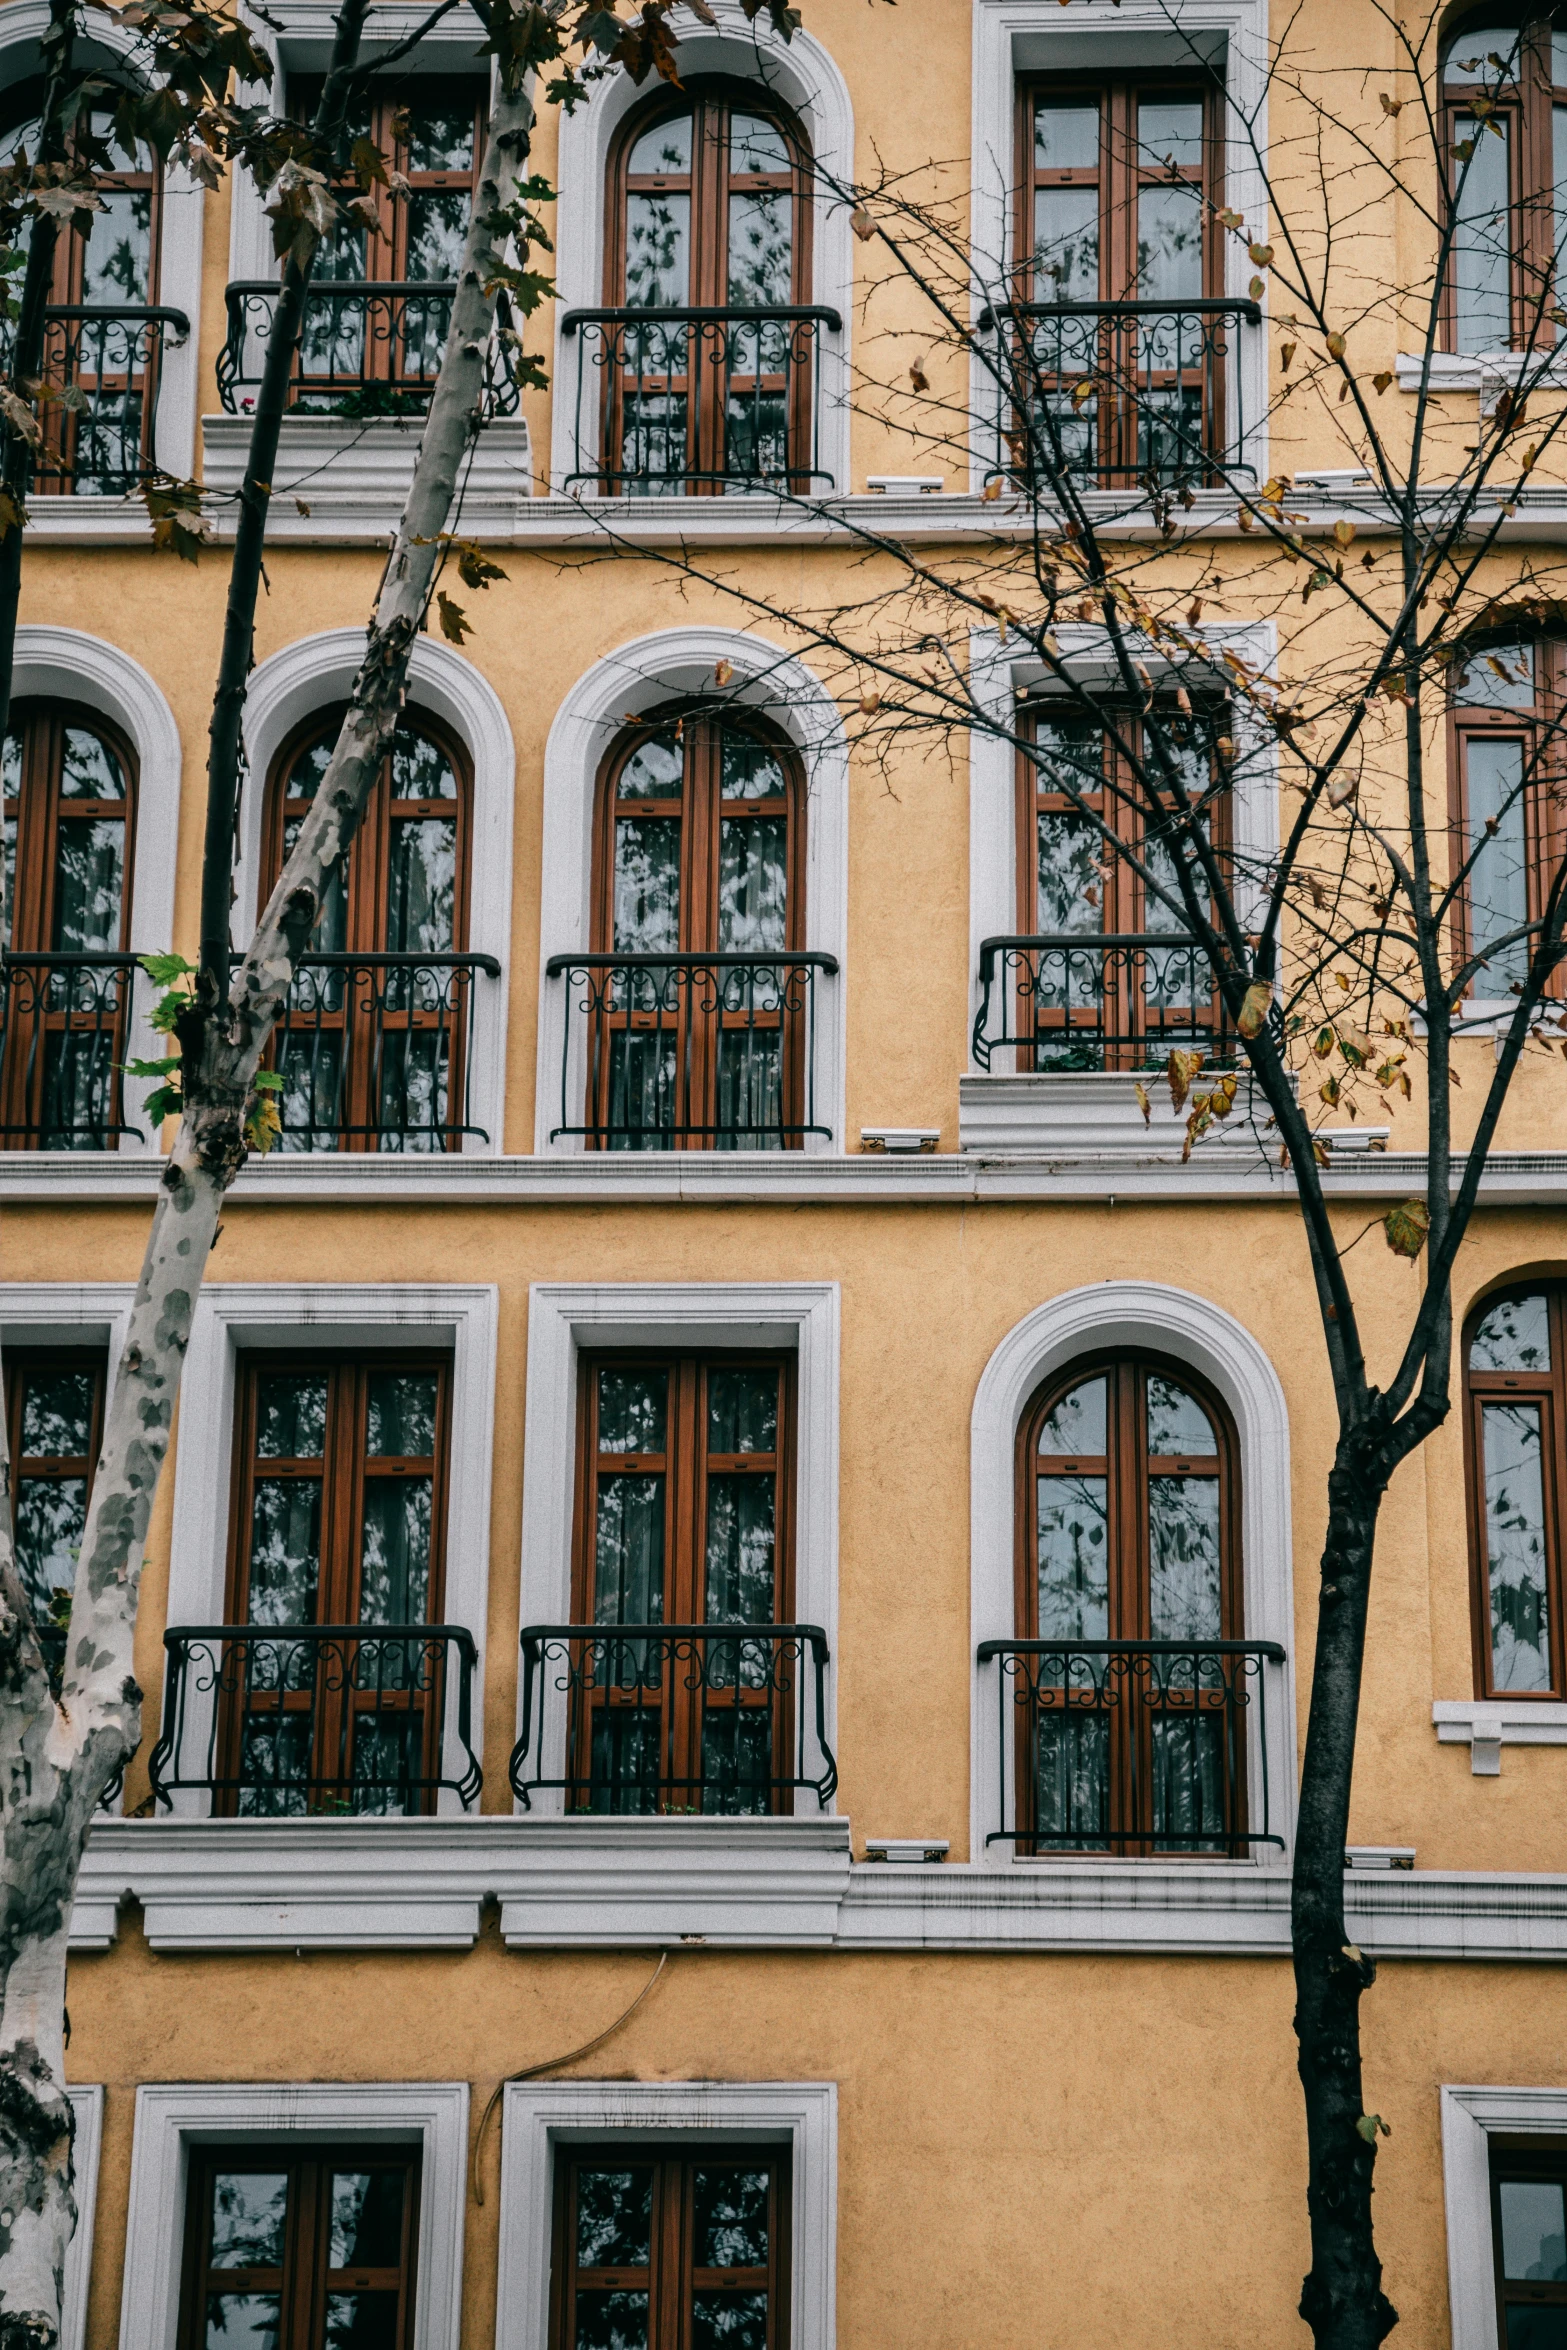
[718,815,787,951]
[1137,180,1203,301]
[731,113,790,174]
[598,1369,666,1454]
[393,731,458,800]
[692,2296,768,2349]
[1457,642,1535,705]
[386,815,456,952]
[1501,2178,1567,2278]
[81,186,151,304]
[1147,1374,1218,1455]
[577,2167,653,2265]
[405,189,469,280]
[366,1372,438,1456]
[289,737,335,799]
[255,1375,327,1458]
[1034,103,1099,169]
[1504,2311,1567,2349]
[1472,1293,1552,1370]
[722,737,785,799]
[705,1475,774,1623]
[19,1367,93,1455]
[1037,814,1104,934]
[1040,1375,1107,1455]
[595,1473,664,1623]
[694,2168,770,2266]
[1453,115,1512,353]
[1484,1399,1552,1689]
[708,1368,777,1454]
[728,188,791,306]
[359,1478,432,1622]
[204,2294,281,2349]
[1138,101,1203,169]
[15,1473,86,1620]
[629,113,692,175]
[59,727,126,799]
[51,817,123,952]
[1445,27,1522,83]
[330,2169,405,2267]
[405,96,475,171]
[619,733,683,798]
[1036,719,1104,791]
[247,1480,322,1624]
[1465,735,1530,987]
[1556,31,1567,82]
[1148,1475,1222,1640]
[625,191,690,307]
[614,818,681,953]
[1032,185,1099,300]
[325,2293,401,2348]
[208,2172,289,2266]
[574,2292,649,2349]
[1037,1473,1109,1639]
[1555,104,1567,265]
[283,813,348,952]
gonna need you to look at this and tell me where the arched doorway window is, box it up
[261,715,476,1151]
[579,707,818,1149]
[1465,1283,1567,1694]
[1440,16,1566,354]
[0,701,136,1147]
[597,81,818,492]
[1449,635,1567,996]
[1013,1352,1247,1853]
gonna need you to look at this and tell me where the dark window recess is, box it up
[3,1350,106,1682]
[551,2146,790,2350]
[1491,2139,1567,2349]
[178,2144,420,2350]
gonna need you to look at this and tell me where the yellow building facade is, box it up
[3,0,1567,2344]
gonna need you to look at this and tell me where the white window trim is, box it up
[969,1279,1298,1866]
[63,2084,103,2350]
[9,629,183,1148]
[117,2080,467,2350]
[550,0,853,495]
[494,2079,836,2350]
[516,1281,840,1804]
[534,625,848,1153]
[1,1283,136,1369]
[233,629,515,1155]
[164,1283,498,1814]
[1441,2082,1567,2350]
[968,0,1270,492]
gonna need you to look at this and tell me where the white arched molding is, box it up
[550,0,854,493]
[0,1,202,506]
[534,624,847,1153]
[12,627,182,1149]
[969,1281,1298,1869]
[237,630,515,1156]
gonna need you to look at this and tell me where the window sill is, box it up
[1435,1698,1567,1773]
[200,412,534,540]
[958,1069,1275,1157]
[1394,350,1567,399]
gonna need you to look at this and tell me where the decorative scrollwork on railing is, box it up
[0,951,141,1148]
[216,280,520,417]
[971,933,1245,1074]
[0,305,190,494]
[254,950,500,1153]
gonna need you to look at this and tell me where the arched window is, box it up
[1014,1352,1246,1853]
[597,81,817,492]
[0,700,136,1147]
[1441,16,1567,353]
[1449,634,1566,995]
[580,707,813,1149]
[1465,1284,1567,1694]
[261,714,475,1152]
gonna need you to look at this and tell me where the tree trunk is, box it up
[1294,1432,1399,2350]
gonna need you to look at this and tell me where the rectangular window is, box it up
[3,1348,105,1677]
[550,2146,790,2350]
[1491,2140,1567,2346]
[178,2143,420,2350]
[1449,638,1567,1001]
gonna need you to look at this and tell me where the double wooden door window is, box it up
[1018,1352,1244,1853]
[3,1349,105,1682]
[1449,637,1566,1000]
[222,1355,451,1813]
[1442,17,1567,355]
[179,2144,419,2350]
[589,714,806,1148]
[572,1352,794,1813]
[551,2146,789,2350]
[2,700,136,1147]
[263,716,472,1151]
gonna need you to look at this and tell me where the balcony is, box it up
[977,1637,1287,1857]
[509,1624,838,1817]
[972,934,1241,1074]
[147,1624,482,1815]
[0,952,141,1148]
[1,304,190,495]
[259,950,500,1153]
[216,279,522,418]
[979,298,1259,491]
[546,950,837,1150]
[560,304,840,495]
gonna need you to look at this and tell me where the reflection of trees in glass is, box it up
[1483,1399,1551,1689]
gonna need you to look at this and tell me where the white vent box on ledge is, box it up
[864,1839,950,1864]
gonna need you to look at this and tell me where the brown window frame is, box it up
[601,76,816,493]
[1464,1282,1567,1698]
[1447,633,1567,999]
[177,2141,421,2350]
[1440,15,1565,353]
[549,2142,791,2350]
[1489,2136,1567,2340]
[585,707,810,1149]
[1014,1348,1245,1855]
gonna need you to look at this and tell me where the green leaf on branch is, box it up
[1355,2114,1392,2143]
[140,951,196,988]
[1383,1199,1430,1259]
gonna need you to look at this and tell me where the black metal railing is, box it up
[548,950,836,1149]
[978,1638,1286,1856]
[562,305,840,493]
[0,304,189,494]
[972,934,1240,1073]
[0,951,141,1147]
[980,299,1259,490]
[257,951,499,1152]
[216,281,521,417]
[510,1624,838,1816]
[148,1624,482,1814]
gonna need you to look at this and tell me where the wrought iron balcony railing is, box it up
[148,1624,482,1815]
[510,1624,838,1817]
[256,950,499,1152]
[977,1638,1287,1857]
[548,950,836,1150]
[0,304,190,494]
[979,298,1259,491]
[216,280,521,417]
[972,934,1242,1074]
[561,304,840,494]
[0,951,141,1147]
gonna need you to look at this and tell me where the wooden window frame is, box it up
[1488,2135,1567,2342]
[1440,15,1566,353]
[602,76,815,493]
[548,2142,791,2350]
[1447,633,1567,998]
[177,2141,421,2350]
[1014,1348,1244,1855]
[1463,1282,1567,1697]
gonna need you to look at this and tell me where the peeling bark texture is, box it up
[0,70,537,2350]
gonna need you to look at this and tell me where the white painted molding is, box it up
[535,626,848,1152]
[0,1284,136,1375]
[550,0,853,493]
[495,2079,837,2350]
[164,1284,497,1814]
[1435,1699,1567,1767]
[1441,2084,1567,2350]
[968,0,1269,490]
[516,1282,840,1803]
[117,2080,468,2350]
[10,629,184,1143]
[63,2085,103,2350]
[968,1280,1297,1866]
[200,415,535,533]
[957,1070,1281,1155]
[234,629,515,1152]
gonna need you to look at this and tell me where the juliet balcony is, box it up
[3,303,190,497]
[0,951,141,1148]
